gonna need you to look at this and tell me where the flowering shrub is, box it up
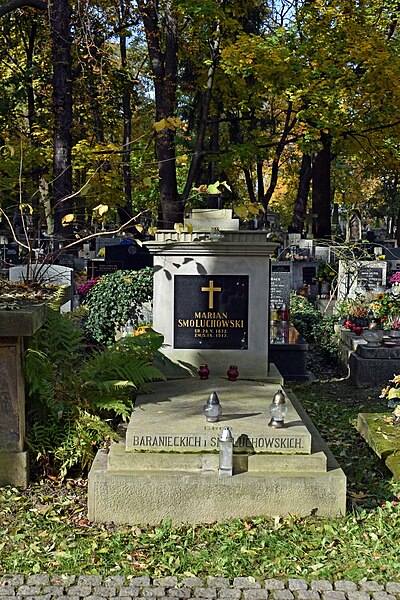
[76,277,101,299]
[390,271,400,284]
[336,296,369,319]
[369,292,400,325]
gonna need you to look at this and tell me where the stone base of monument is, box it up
[340,329,400,388]
[88,378,346,525]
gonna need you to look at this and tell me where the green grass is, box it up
[1,378,400,581]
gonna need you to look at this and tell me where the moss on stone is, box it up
[357,413,400,479]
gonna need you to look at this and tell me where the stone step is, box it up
[89,449,345,525]
[107,442,327,473]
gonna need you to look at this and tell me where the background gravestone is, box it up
[337,260,387,300]
[270,262,291,308]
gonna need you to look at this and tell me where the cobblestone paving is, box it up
[1,576,400,600]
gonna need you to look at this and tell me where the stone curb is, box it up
[0,577,399,600]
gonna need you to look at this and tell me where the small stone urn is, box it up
[227,365,239,381]
[198,364,210,380]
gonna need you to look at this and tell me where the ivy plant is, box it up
[82,267,153,346]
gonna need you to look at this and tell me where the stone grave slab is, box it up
[125,378,311,454]
[337,260,387,300]
[88,378,346,525]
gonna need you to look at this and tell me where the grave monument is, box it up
[337,260,387,301]
[88,213,346,524]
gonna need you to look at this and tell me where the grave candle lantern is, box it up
[268,389,288,428]
[218,426,234,476]
[203,391,222,422]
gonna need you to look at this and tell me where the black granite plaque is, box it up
[270,262,291,307]
[302,266,316,285]
[4,244,19,265]
[174,275,248,349]
[89,261,123,277]
[359,266,383,289]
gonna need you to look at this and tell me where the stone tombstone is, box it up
[0,304,46,486]
[288,233,301,247]
[88,260,123,278]
[105,242,153,271]
[9,263,73,287]
[145,230,277,378]
[184,208,239,231]
[314,246,330,262]
[337,260,387,300]
[358,264,386,290]
[4,243,19,265]
[270,262,291,308]
[9,264,73,311]
[95,236,121,254]
[302,265,317,286]
[54,252,75,269]
[348,213,362,242]
[291,261,319,290]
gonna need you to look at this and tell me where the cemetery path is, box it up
[1,575,399,600]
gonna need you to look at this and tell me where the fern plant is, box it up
[25,308,165,479]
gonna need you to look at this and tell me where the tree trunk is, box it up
[119,31,133,223]
[312,133,332,239]
[50,0,73,236]
[138,0,181,228]
[180,24,220,206]
[262,101,295,211]
[292,153,312,233]
[243,168,257,203]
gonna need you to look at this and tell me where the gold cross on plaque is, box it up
[201,280,222,309]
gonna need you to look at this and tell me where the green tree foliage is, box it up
[1,0,400,234]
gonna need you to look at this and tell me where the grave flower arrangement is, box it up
[380,374,400,422]
[76,277,101,299]
[389,271,400,285]
[369,292,400,328]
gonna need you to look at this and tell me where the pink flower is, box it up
[390,272,400,284]
[76,277,100,298]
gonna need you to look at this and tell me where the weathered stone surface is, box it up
[311,581,333,592]
[288,580,308,591]
[360,584,384,593]
[233,578,260,589]
[386,584,400,595]
[334,582,358,593]
[357,414,400,480]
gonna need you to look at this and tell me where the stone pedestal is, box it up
[339,328,400,388]
[145,231,277,379]
[88,378,346,524]
[269,324,309,381]
[0,305,46,486]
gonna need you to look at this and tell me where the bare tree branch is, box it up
[0,0,46,18]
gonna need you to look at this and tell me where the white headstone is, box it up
[337,260,387,300]
[184,209,239,231]
[9,264,73,311]
[314,246,330,262]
